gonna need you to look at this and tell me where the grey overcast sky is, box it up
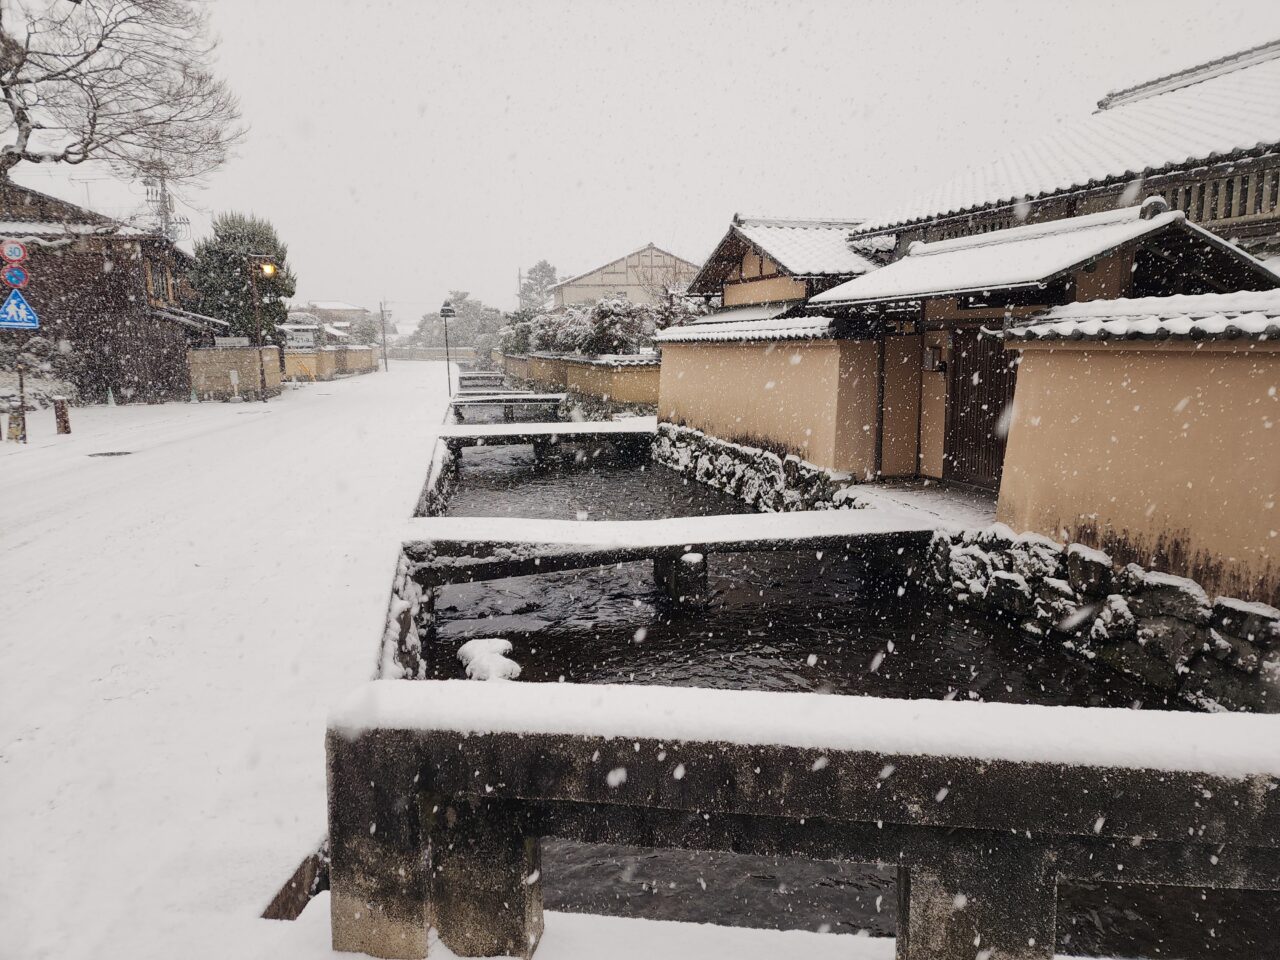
[15,0,1280,326]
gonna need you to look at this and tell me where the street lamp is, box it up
[246,254,279,403]
[440,299,455,396]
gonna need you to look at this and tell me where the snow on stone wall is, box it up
[651,422,861,512]
[415,439,459,517]
[929,526,1280,712]
[379,552,434,680]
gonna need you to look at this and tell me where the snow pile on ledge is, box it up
[457,637,521,681]
[331,679,1280,779]
[1006,289,1280,342]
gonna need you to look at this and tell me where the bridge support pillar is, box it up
[428,797,544,959]
[328,740,543,959]
[896,845,1056,960]
[532,437,553,467]
[654,551,708,605]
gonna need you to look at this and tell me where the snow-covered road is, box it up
[0,365,450,959]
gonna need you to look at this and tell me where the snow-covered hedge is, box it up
[498,298,706,358]
[651,422,861,512]
[929,526,1280,712]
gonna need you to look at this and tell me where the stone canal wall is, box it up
[929,526,1280,712]
[651,422,860,512]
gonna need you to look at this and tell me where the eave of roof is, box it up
[813,205,1276,308]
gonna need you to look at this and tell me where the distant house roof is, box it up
[0,180,147,240]
[309,300,369,313]
[810,204,1277,307]
[656,304,835,344]
[1005,289,1280,343]
[688,215,876,296]
[549,242,700,292]
[858,39,1280,234]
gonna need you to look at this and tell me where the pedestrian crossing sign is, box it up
[0,288,39,329]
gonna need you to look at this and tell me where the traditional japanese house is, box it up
[0,180,226,403]
[998,290,1280,604]
[806,200,1280,489]
[655,216,880,469]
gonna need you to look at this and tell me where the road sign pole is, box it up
[15,361,27,443]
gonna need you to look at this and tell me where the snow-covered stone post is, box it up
[896,843,1057,960]
[653,551,708,605]
[327,732,544,959]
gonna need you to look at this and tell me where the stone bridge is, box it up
[326,679,1280,959]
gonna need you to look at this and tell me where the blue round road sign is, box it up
[3,264,28,289]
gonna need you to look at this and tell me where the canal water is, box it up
[436,442,1278,959]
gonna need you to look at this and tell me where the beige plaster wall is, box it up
[996,341,1280,604]
[659,341,842,469]
[882,335,923,478]
[658,340,881,475]
[832,340,879,478]
[188,347,283,401]
[722,275,807,307]
[919,329,950,478]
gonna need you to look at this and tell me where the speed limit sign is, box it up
[1,240,27,263]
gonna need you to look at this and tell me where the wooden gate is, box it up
[944,328,1018,490]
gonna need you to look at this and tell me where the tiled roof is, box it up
[733,216,876,277]
[813,205,1204,306]
[1005,290,1280,343]
[656,312,834,344]
[859,40,1280,233]
[561,353,661,366]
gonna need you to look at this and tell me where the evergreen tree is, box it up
[518,260,559,312]
[190,213,297,341]
[414,291,504,348]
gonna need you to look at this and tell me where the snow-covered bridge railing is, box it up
[327,680,1280,959]
[449,393,567,423]
[437,416,656,459]
[401,509,940,591]
[456,371,507,390]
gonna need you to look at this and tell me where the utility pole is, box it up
[379,300,390,372]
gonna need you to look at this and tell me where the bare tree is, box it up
[0,0,243,183]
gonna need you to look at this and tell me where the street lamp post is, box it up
[246,255,279,404]
[440,299,455,397]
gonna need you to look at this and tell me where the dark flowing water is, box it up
[436,442,1279,958]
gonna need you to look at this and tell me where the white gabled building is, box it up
[548,243,699,310]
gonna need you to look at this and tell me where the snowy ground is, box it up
[0,367,448,959]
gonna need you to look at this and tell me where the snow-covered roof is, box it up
[688,216,877,296]
[733,216,875,277]
[322,324,350,339]
[561,353,662,366]
[1006,289,1280,343]
[0,219,146,239]
[860,39,1280,233]
[656,310,835,344]
[811,204,1252,307]
[309,300,368,312]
